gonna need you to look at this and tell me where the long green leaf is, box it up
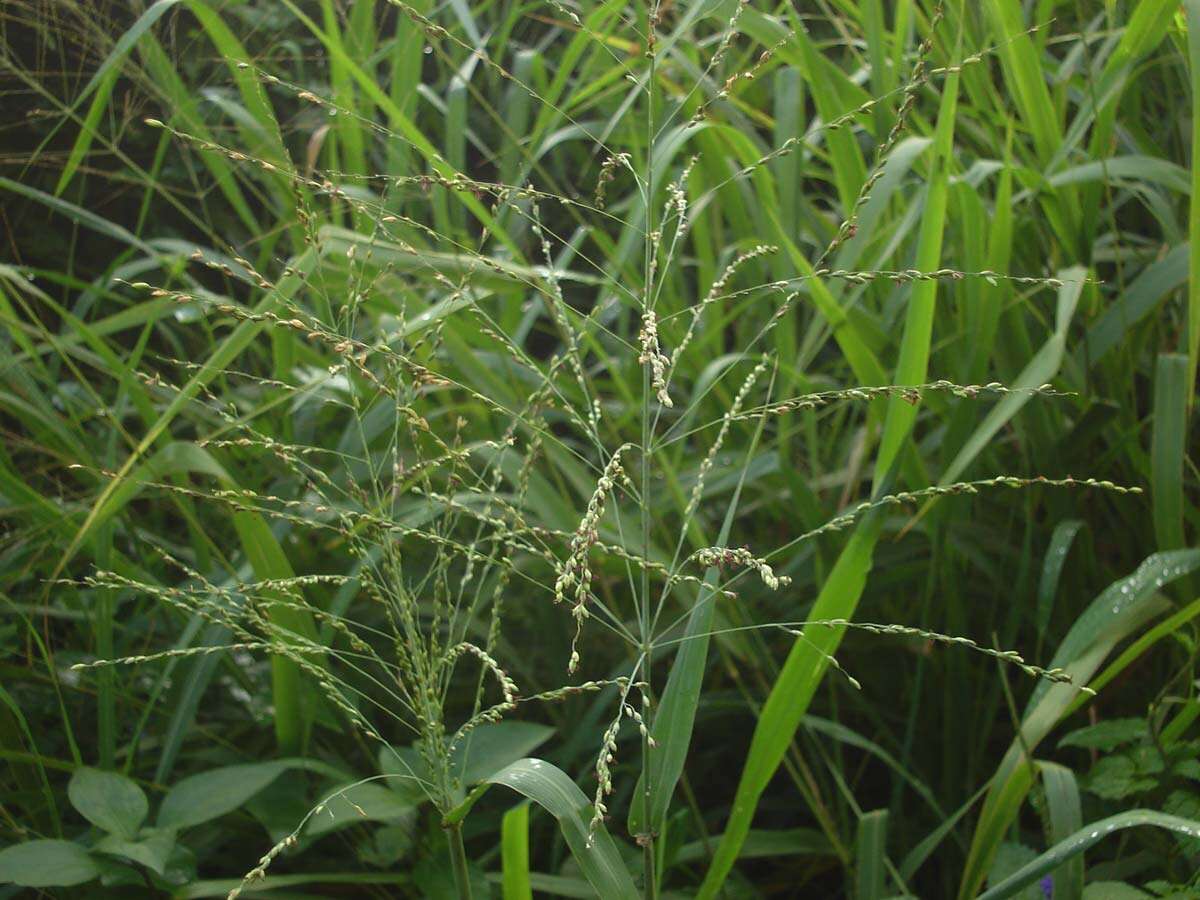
[1036,520,1084,638]
[696,44,962,900]
[48,248,318,584]
[1039,763,1083,900]
[985,0,1059,164]
[855,810,889,900]
[464,759,639,900]
[501,803,533,900]
[1187,0,1200,404]
[958,551,1200,899]
[626,397,766,837]
[978,812,1200,900]
[939,267,1086,485]
[275,0,519,257]
[1151,354,1188,551]
[54,0,183,196]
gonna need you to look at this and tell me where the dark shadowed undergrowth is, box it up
[0,1,1198,898]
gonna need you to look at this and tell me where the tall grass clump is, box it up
[1,1,1198,898]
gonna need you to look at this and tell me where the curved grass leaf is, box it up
[47,247,317,583]
[1037,520,1084,637]
[467,758,639,900]
[453,722,554,787]
[958,551,1200,899]
[978,812,1200,900]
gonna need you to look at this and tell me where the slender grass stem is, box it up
[639,5,660,898]
[447,822,473,900]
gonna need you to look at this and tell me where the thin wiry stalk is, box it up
[639,3,662,896]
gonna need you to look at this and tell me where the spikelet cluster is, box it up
[693,546,790,590]
[554,446,630,672]
[638,311,672,407]
[589,693,654,842]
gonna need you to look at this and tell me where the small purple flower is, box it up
[1039,875,1054,899]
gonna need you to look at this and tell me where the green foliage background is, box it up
[0,0,1198,897]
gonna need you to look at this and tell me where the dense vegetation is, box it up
[1,0,1198,897]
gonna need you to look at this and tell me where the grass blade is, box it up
[53,0,183,196]
[627,389,767,838]
[1151,353,1188,551]
[696,45,963,897]
[977,812,1200,900]
[1035,519,1084,647]
[1186,0,1200,405]
[938,267,1087,486]
[471,759,639,900]
[855,810,888,900]
[985,0,1059,164]
[958,551,1200,899]
[1039,762,1083,900]
[46,247,319,585]
[501,803,533,900]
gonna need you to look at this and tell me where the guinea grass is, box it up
[1,1,1197,897]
